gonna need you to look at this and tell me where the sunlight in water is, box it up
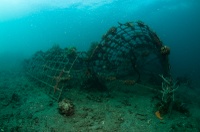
[0,0,113,20]
[0,0,193,21]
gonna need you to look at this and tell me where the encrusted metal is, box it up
[24,21,170,101]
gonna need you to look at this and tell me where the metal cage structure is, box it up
[88,21,170,85]
[24,46,88,101]
[24,21,171,101]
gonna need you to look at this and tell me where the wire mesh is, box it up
[24,21,171,101]
[88,21,170,86]
[24,46,87,101]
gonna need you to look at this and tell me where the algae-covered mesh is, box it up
[24,21,170,101]
[88,21,170,85]
[24,45,88,101]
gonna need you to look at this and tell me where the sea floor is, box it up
[0,68,200,132]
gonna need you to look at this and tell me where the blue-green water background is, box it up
[0,0,200,81]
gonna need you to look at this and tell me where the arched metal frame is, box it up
[89,21,170,84]
[24,21,171,101]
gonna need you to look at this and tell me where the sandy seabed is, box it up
[0,68,200,132]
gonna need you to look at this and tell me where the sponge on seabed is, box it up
[155,111,163,120]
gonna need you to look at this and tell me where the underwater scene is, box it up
[0,0,200,131]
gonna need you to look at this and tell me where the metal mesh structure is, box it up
[24,46,87,101]
[88,21,170,85]
[24,21,171,101]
